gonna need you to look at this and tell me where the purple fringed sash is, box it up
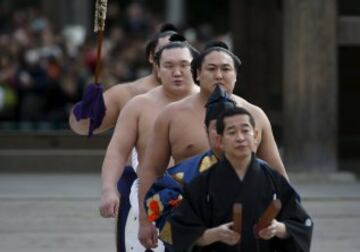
[73,83,106,137]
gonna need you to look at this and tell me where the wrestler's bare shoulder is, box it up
[160,94,199,115]
[232,95,268,124]
[123,86,163,109]
[127,76,160,95]
[104,76,158,101]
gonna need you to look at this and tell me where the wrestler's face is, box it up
[197,51,237,96]
[206,120,222,156]
[219,114,257,160]
[157,47,194,94]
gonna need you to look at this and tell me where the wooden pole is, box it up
[94,30,104,84]
[283,0,338,171]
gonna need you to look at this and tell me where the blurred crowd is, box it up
[0,1,227,130]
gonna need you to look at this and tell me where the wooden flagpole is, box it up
[94,0,108,84]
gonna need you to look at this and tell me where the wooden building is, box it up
[230,0,360,173]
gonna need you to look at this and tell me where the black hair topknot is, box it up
[204,41,229,50]
[169,34,186,42]
[145,23,178,61]
[154,40,199,66]
[160,23,178,33]
[204,84,236,127]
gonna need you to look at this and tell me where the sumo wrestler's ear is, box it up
[148,52,155,64]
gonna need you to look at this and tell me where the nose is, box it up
[215,69,223,80]
[236,132,245,142]
[173,66,182,77]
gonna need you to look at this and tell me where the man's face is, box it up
[157,47,194,93]
[197,51,237,95]
[220,114,256,160]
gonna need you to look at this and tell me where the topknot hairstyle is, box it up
[159,23,178,33]
[145,23,178,61]
[154,39,199,66]
[204,41,229,50]
[169,34,187,42]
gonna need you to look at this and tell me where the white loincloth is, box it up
[130,148,139,171]
[125,150,164,252]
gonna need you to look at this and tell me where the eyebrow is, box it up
[225,123,251,130]
[163,59,191,64]
[206,63,233,67]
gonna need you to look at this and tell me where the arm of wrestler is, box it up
[99,97,140,218]
[138,109,172,249]
[69,84,131,135]
[255,107,289,180]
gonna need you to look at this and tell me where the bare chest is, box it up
[169,115,209,163]
[136,107,162,157]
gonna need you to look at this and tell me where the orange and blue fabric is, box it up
[144,150,218,231]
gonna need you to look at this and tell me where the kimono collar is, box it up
[220,153,261,182]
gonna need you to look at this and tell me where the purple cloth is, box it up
[73,83,106,137]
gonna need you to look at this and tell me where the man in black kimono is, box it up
[169,107,313,252]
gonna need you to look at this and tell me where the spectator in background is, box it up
[123,2,150,40]
[0,52,18,120]
[0,3,225,130]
